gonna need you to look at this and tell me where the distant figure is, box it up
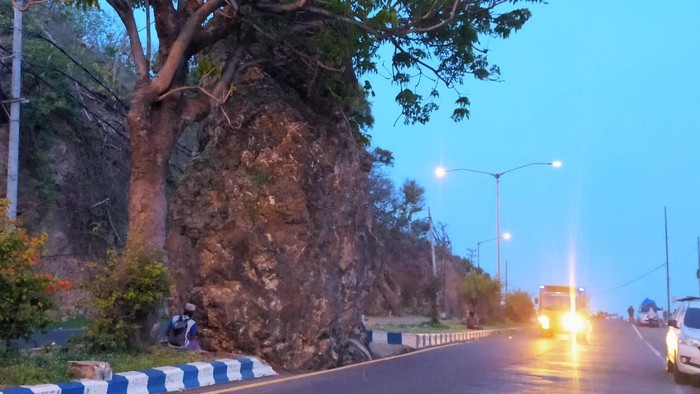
[627,305,634,323]
[466,311,482,330]
[166,303,201,350]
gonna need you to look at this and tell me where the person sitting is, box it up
[466,311,483,330]
[165,303,201,350]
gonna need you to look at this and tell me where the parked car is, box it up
[666,297,700,384]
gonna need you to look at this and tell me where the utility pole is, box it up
[7,0,27,220]
[428,207,439,322]
[428,207,436,278]
[505,260,508,295]
[665,207,670,318]
[697,236,699,297]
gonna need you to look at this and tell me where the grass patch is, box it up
[367,320,468,333]
[0,346,210,387]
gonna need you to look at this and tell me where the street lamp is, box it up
[476,232,511,269]
[436,161,561,291]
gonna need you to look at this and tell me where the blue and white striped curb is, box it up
[369,329,513,349]
[0,357,276,394]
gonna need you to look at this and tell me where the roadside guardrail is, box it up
[0,356,276,394]
[368,328,515,349]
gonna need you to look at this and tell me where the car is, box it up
[637,298,663,327]
[666,297,700,384]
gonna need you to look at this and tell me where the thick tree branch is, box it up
[211,45,245,100]
[106,0,149,77]
[253,0,307,13]
[158,86,232,126]
[151,0,226,95]
[190,6,241,56]
[151,0,177,43]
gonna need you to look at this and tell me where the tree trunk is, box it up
[126,88,180,253]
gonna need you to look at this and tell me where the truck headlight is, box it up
[562,312,585,333]
[538,315,550,330]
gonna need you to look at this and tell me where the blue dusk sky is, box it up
[368,1,700,315]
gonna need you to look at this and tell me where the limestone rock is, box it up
[167,67,378,370]
[67,361,112,380]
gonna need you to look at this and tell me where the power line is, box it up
[598,262,666,295]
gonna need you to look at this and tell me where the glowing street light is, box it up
[436,161,561,293]
[477,232,512,269]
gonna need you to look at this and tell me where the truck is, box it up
[536,284,591,341]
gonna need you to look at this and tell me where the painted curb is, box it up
[0,357,276,394]
[369,328,515,349]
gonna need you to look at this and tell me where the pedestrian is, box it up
[627,305,634,323]
[165,303,201,350]
[466,311,482,330]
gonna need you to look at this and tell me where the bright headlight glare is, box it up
[562,312,585,333]
[538,315,550,330]
[679,334,700,347]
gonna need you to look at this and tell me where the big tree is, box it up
[69,0,540,253]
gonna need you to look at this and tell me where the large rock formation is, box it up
[167,67,377,370]
[366,237,468,318]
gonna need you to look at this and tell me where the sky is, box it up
[368,1,700,315]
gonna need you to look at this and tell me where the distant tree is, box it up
[58,0,541,255]
[459,271,500,321]
[368,148,426,233]
[504,290,535,323]
[394,179,425,231]
[432,221,452,253]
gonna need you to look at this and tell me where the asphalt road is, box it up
[12,329,83,349]
[193,318,700,393]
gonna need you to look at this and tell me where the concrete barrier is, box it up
[369,328,515,349]
[0,357,276,394]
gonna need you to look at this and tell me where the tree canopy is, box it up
[69,0,540,128]
[52,0,542,253]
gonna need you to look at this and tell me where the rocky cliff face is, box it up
[366,237,467,318]
[167,67,377,370]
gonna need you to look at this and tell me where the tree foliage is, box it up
[49,0,542,254]
[504,290,535,323]
[0,201,70,348]
[368,147,428,234]
[459,271,500,320]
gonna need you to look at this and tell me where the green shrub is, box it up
[504,290,536,323]
[0,200,70,348]
[83,244,168,352]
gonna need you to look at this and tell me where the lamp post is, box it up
[436,161,561,292]
[476,233,511,269]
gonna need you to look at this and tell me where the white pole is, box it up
[429,207,436,278]
[665,207,670,318]
[7,0,26,220]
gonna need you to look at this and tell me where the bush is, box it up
[459,272,501,321]
[83,244,168,352]
[0,200,70,348]
[504,290,535,323]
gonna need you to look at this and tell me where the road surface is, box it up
[191,318,699,393]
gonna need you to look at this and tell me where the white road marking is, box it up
[632,323,662,359]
